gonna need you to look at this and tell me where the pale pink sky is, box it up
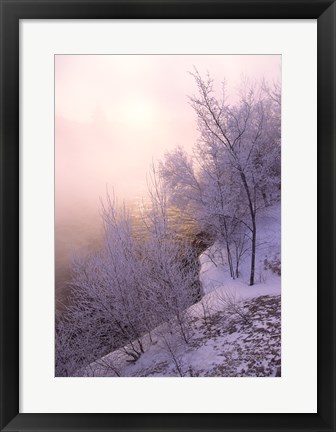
[55,55,281,222]
[55,55,281,295]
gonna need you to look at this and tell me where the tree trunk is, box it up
[239,171,256,286]
[221,215,234,278]
[226,243,235,279]
[235,248,240,278]
[250,216,256,286]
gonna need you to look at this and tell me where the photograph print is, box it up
[55,55,281,377]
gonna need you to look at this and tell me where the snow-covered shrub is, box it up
[263,254,281,276]
[56,187,201,376]
[215,289,252,325]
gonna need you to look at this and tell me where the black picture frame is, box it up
[0,1,335,431]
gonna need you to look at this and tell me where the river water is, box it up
[55,204,201,313]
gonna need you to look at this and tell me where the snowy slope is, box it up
[78,203,281,377]
[79,291,280,377]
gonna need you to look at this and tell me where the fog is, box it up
[55,55,281,306]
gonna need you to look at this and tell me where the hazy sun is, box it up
[119,99,156,128]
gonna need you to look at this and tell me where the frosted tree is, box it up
[160,70,280,285]
[56,181,201,375]
[55,195,151,376]
[141,165,201,343]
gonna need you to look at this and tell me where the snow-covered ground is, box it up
[79,292,281,377]
[78,203,281,377]
[200,203,280,297]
